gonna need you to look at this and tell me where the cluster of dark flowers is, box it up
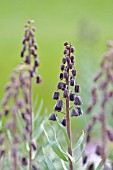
[49,41,83,170]
[84,41,113,169]
[0,20,41,170]
[20,19,41,83]
[49,41,83,125]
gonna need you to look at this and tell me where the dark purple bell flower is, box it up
[36,76,42,84]
[63,89,68,98]
[69,63,73,69]
[74,96,83,105]
[59,73,64,80]
[62,58,66,64]
[70,46,75,53]
[64,41,68,46]
[56,99,63,109]
[70,93,74,101]
[71,108,79,117]
[49,113,57,121]
[72,69,76,76]
[53,92,60,100]
[57,82,63,89]
[61,64,65,71]
[25,55,30,64]
[75,85,80,93]
[61,83,66,91]
[64,49,68,54]
[61,118,66,126]
[64,72,68,79]
[70,79,74,86]
[54,100,63,112]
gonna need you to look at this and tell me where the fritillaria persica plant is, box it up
[86,41,113,169]
[49,41,83,170]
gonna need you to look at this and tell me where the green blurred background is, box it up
[0,0,113,131]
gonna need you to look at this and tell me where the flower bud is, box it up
[64,41,68,46]
[63,72,68,79]
[64,49,67,54]
[66,56,70,63]
[4,109,9,116]
[34,43,38,50]
[35,60,39,67]
[74,96,83,105]
[61,83,66,91]
[21,156,28,166]
[25,55,30,64]
[53,92,60,100]
[95,145,102,156]
[83,155,88,165]
[63,89,68,98]
[70,47,75,53]
[70,93,74,101]
[57,82,62,89]
[70,55,74,62]
[21,51,24,57]
[61,118,66,126]
[59,73,63,80]
[36,76,42,84]
[107,130,113,141]
[70,79,74,86]
[62,58,66,64]
[72,69,76,76]
[75,85,80,93]
[32,141,37,151]
[69,63,73,69]
[61,64,65,71]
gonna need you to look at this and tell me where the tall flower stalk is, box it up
[20,20,41,170]
[49,41,83,170]
[2,64,32,170]
[86,41,113,169]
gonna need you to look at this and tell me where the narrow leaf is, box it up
[35,100,43,121]
[7,130,13,143]
[57,121,70,147]
[61,160,68,170]
[43,126,68,162]
[96,160,103,170]
[42,147,56,170]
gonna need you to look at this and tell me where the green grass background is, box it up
[0,0,113,131]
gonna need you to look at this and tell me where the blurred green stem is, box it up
[29,76,33,170]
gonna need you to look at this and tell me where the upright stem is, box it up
[29,76,33,170]
[66,45,73,170]
[12,106,18,170]
[101,108,107,168]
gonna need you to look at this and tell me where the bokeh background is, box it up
[0,0,113,132]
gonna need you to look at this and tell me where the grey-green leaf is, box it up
[42,147,56,170]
